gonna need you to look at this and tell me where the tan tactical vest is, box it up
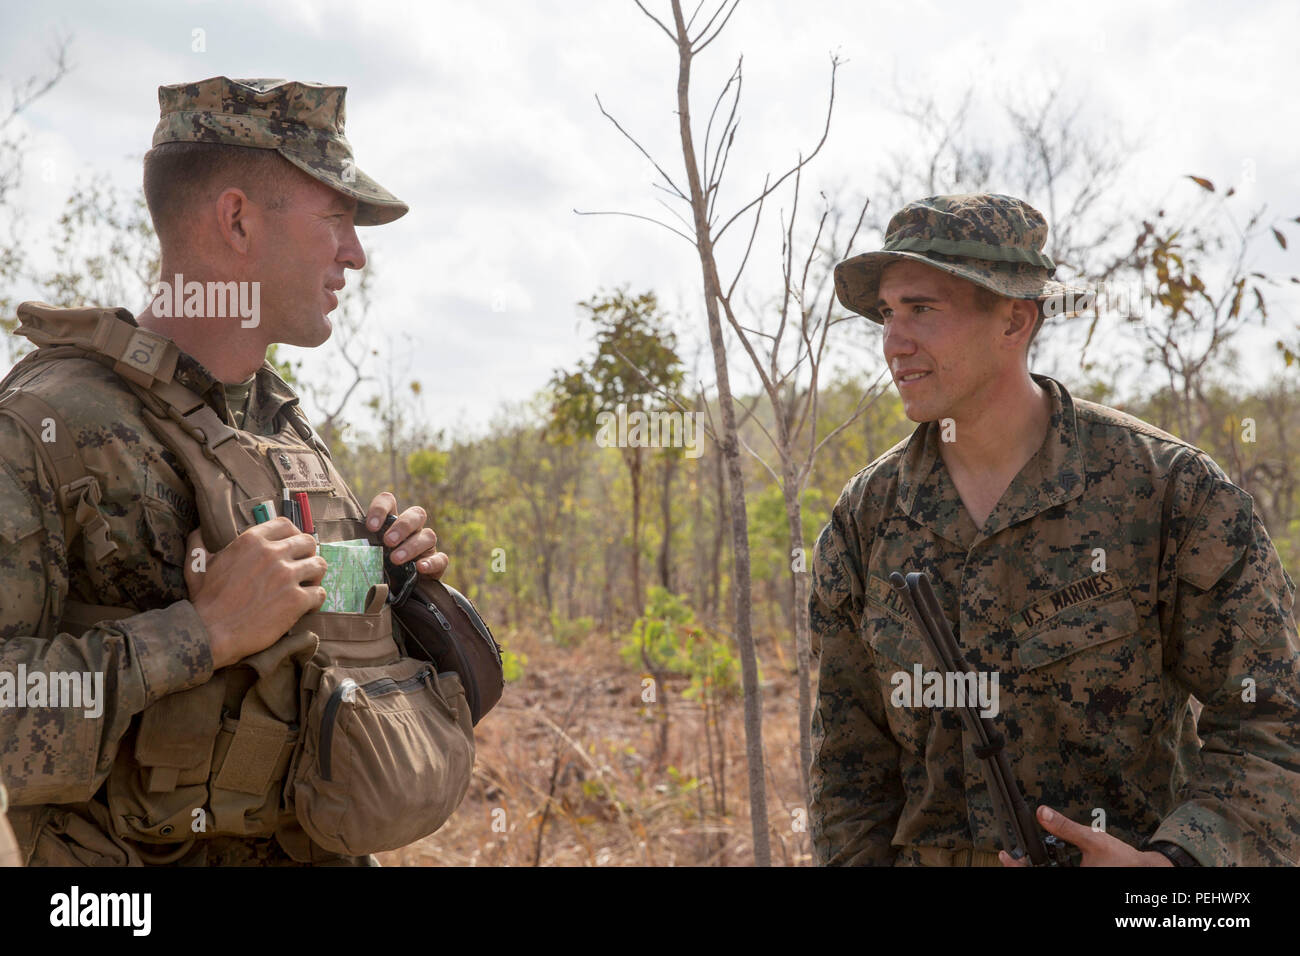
[0,304,474,863]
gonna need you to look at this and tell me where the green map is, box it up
[318,538,385,613]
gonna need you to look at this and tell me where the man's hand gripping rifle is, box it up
[889,571,1072,867]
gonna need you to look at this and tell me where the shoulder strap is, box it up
[14,302,182,389]
[10,302,284,554]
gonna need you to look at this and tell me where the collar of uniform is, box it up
[248,359,304,435]
[170,351,257,430]
[895,373,1086,545]
[985,374,1086,534]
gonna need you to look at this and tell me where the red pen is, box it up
[294,492,315,538]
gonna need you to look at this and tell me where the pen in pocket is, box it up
[294,492,316,539]
[282,487,302,530]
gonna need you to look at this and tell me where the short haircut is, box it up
[142,142,300,245]
[970,282,1044,350]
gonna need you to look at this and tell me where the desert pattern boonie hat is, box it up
[834,193,1088,322]
[152,76,408,227]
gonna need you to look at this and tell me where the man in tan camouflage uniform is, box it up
[0,77,458,865]
[810,193,1300,866]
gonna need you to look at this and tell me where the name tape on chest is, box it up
[1011,570,1122,637]
[268,447,334,494]
[150,481,197,524]
[868,569,1125,639]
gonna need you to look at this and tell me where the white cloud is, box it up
[2,0,1296,437]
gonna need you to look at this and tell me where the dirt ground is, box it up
[377,625,814,867]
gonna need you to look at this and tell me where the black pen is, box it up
[283,488,301,529]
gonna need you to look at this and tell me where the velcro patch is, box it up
[120,329,169,380]
[267,447,333,493]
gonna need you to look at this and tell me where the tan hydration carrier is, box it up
[0,304,475,862]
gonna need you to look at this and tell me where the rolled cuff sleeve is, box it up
[119,599,215,706]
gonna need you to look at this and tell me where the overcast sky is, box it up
[3,0,1297,438]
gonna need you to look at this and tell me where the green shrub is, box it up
[550,612,595,646]
[501,648,528,683]
[620,587,741,700]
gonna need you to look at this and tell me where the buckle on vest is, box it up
[58,475,117,561]
[57,474,100,512]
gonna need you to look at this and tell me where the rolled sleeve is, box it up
[119,600,215,706]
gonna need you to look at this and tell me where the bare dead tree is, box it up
[39,174,158,314]
[0,36,72,210]
[580,0,849,864]
[366,329,420,493]
[727,172,890,808]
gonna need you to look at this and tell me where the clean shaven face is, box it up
[876,259,1009,424]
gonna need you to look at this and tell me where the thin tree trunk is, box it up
[710,440,726,623]
[782,472,812,810]
[692,445,707,614]
[602,538,617,632]
[641,643,671,772]
[564,462,582,620]
[628,446,643,615]
[670,0,769,866]
[539,546,554,614]
[658,451,676,591]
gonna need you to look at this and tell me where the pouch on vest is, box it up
[287,589,475,856]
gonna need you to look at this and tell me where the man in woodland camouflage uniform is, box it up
[809,193,1300,866]
[0,78,461,865]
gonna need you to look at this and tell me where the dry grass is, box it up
[377,623,813,867]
